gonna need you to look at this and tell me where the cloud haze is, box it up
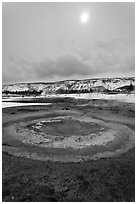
[2,3,135,84]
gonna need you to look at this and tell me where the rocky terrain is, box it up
[2,77,135,97]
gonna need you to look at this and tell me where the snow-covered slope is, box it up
[2,77,135,97]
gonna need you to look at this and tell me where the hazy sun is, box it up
[80,12,89,23]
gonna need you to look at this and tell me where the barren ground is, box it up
[2,98,135,202]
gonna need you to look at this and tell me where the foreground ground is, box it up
[2,98,135,201]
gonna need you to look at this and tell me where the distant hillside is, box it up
[2,77,135,97]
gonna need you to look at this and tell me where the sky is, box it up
[2,2,135,84]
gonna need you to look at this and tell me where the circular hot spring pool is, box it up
[3,107,134,163]
[15,116,115,148]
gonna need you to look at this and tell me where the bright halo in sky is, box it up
[80,12,89,23]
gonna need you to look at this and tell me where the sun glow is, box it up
[80,12,89,23]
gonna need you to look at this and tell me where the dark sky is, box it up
[2,2,135,84]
